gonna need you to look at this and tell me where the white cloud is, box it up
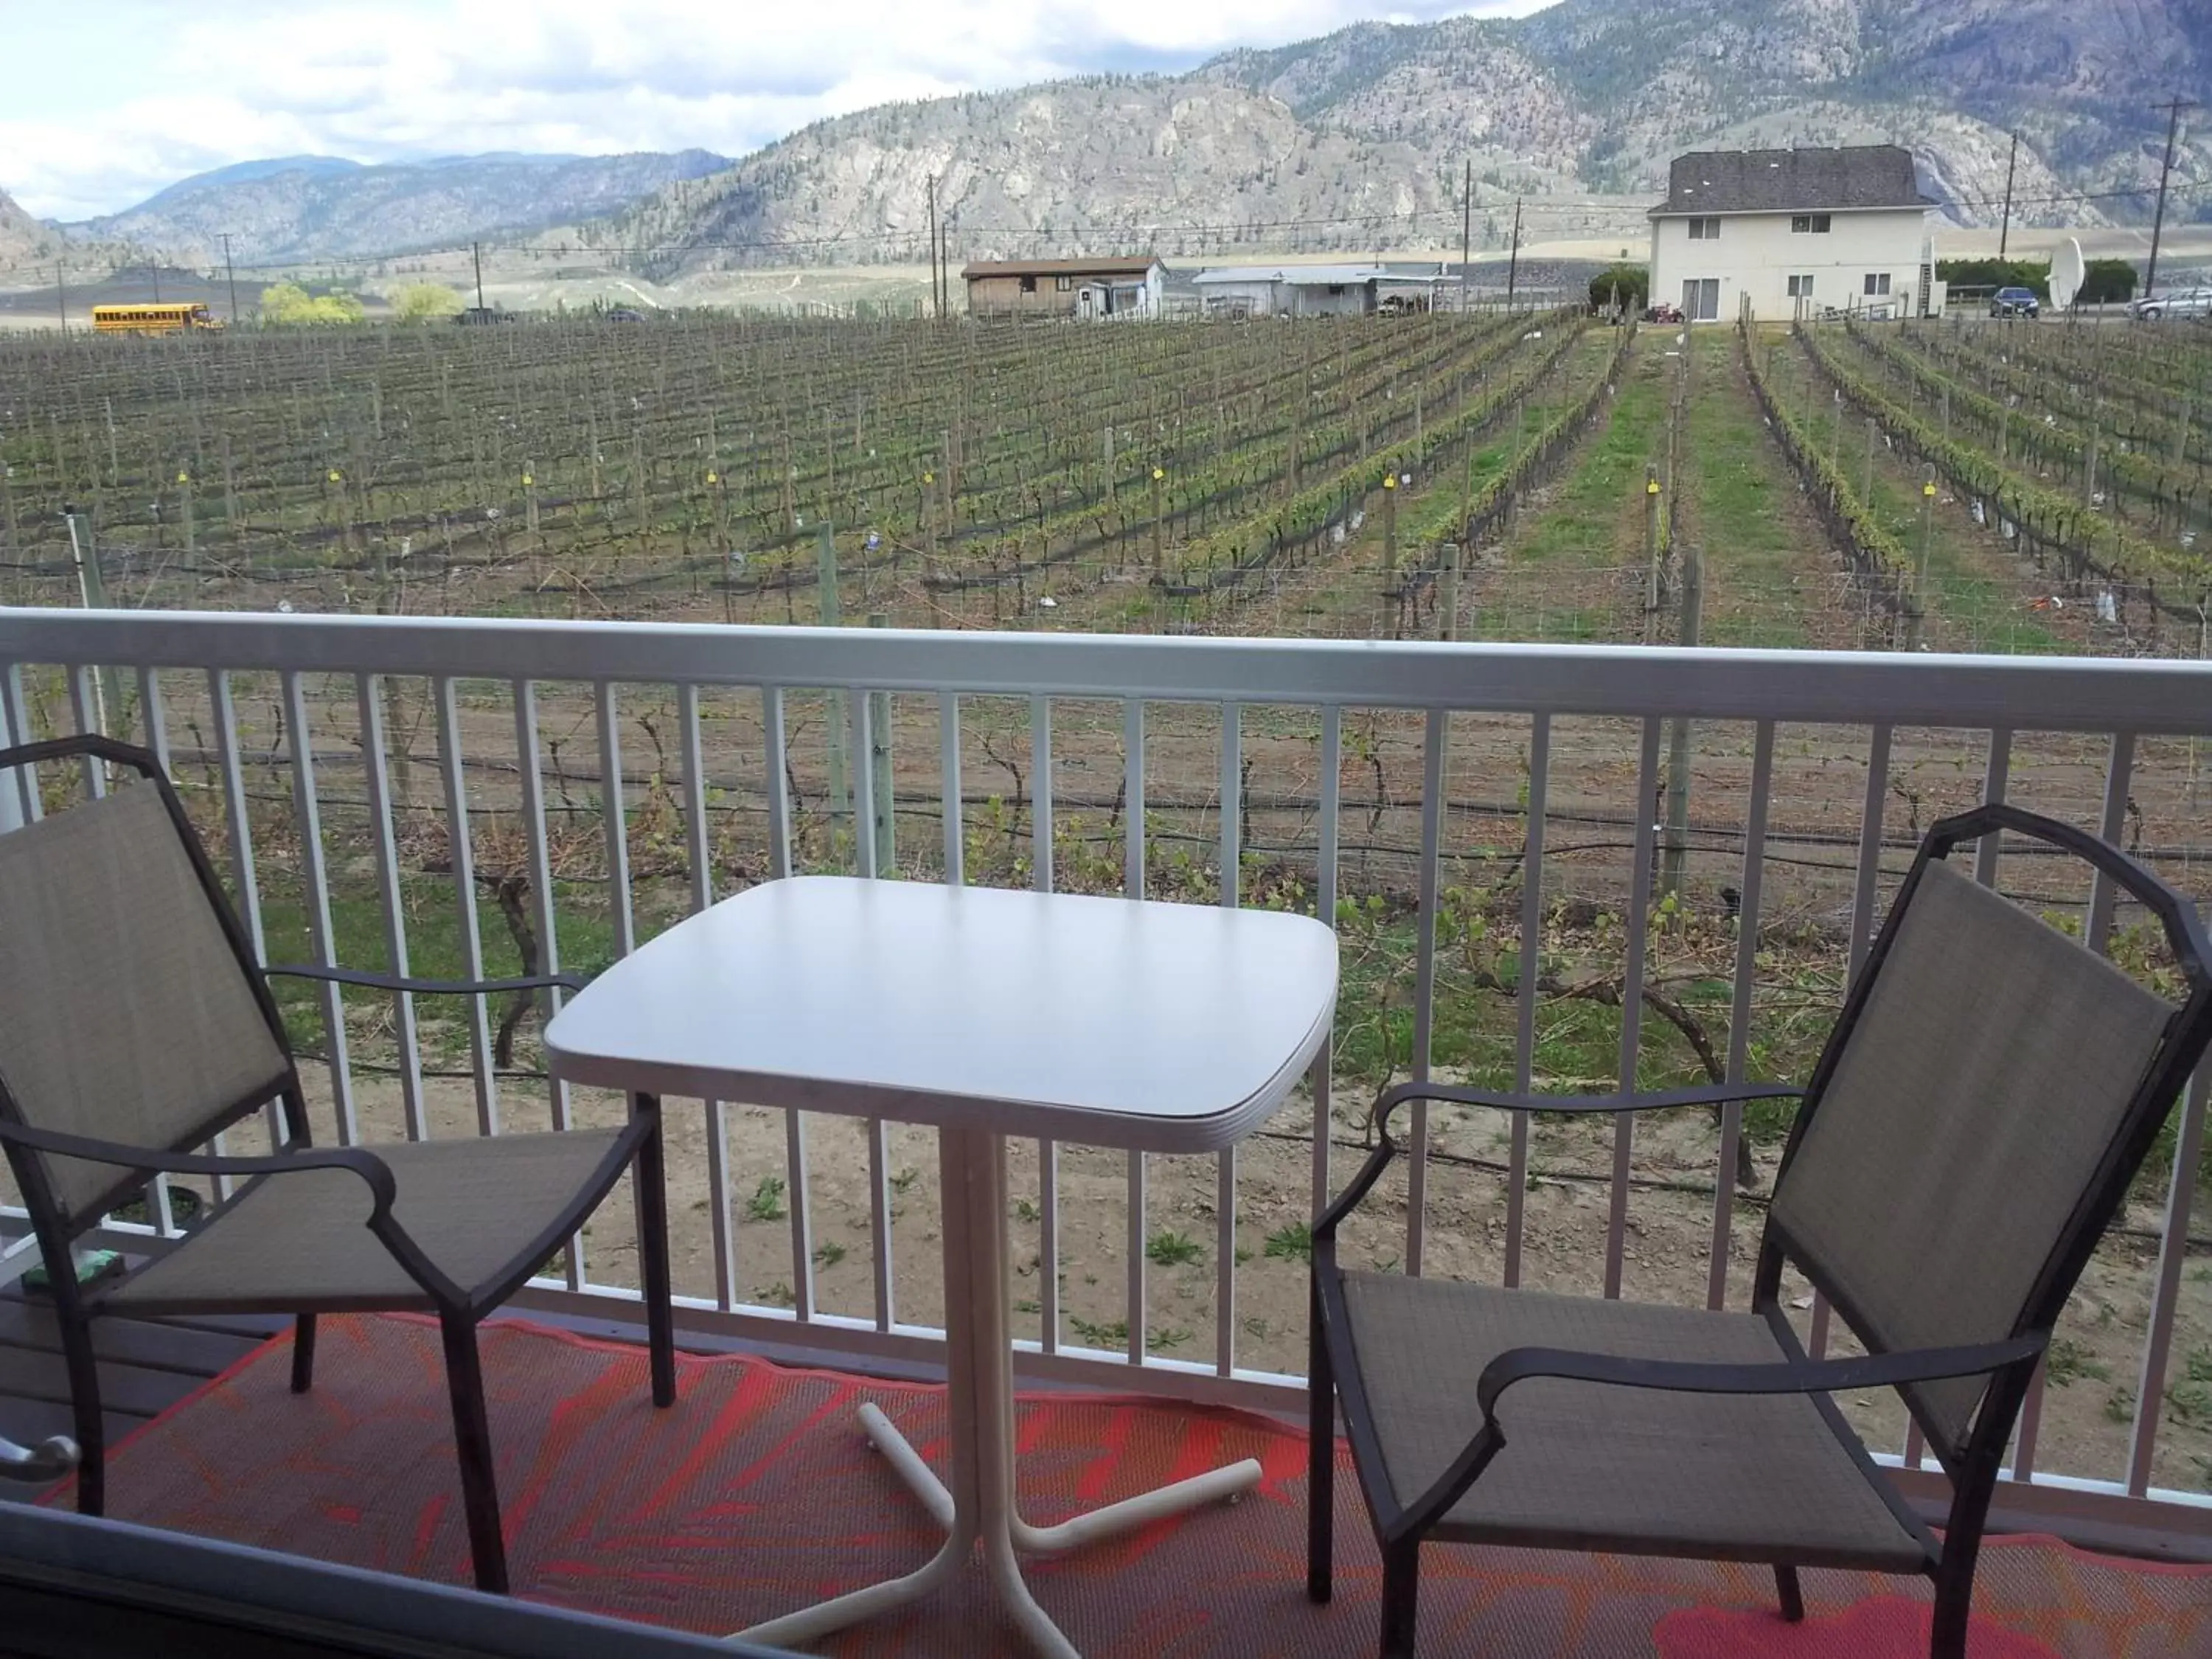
[0,0,1553,218]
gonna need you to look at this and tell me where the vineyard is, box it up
[4,310,2212,1492]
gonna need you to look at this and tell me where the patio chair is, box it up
[0,736,677,1595]
[1307,803,2212,1658]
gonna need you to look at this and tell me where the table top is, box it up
[545,877,1338,1152]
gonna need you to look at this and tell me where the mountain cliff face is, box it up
[0,187,65,276]
[65,150,731,263]
[601,0,2208,272]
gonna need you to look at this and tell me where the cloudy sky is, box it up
[3,0,1552,220]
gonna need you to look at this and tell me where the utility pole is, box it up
[472,241,486,312]
[220,232,240,324]
[2145,97,2199,300]
[927,175,940,321]
[150,262,161,303]
[1459,160,1472,314]
[1907,471,1936,650]
[1505,197,1523,311]
[1997,132,2018,259]
[55,262,66,335]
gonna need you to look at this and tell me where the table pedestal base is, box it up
[735,1127,1260,1658]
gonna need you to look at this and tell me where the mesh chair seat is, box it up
[106,1129,627,1314]
[1338,1272,1924,1571]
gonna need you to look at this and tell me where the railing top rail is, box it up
[3,609,2209,734]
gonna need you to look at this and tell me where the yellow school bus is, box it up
[91,303,223,335]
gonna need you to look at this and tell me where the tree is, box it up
[259,282,366,326]
[1587,262,1649,313]
[392,282,462,323]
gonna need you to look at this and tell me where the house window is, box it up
[1864,273,1892,296]
[1791,214,1832,234]
[1686,217,1720,240]
[1787,275,1815,299]
[1019,275,1037,293]
[1055,276,1073,292]
[1327,285,1345,296]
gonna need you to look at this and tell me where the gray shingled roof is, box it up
[1650,146,1934,218]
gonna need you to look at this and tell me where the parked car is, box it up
[2132,286,2212,320]
[454,307,514,326]
[1989,287,2040,319]
[604,307,645,323]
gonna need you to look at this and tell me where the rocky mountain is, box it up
[0,187,65,276]
[66,150,732,264]
[599,0,2209,273]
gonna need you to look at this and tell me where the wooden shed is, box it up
[961,257,1166,320]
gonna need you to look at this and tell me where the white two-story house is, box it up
[1648,145,1941,323]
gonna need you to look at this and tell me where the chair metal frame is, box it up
[0,737,678,1595]
[1308,803,2212,1658]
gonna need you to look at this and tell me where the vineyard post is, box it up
[178,467,195,559]
[1907,471,1936,650]
[1380,472,1398,639]
[2084,399,2101,507]
[1150,465,1166,580]
[866,613,894,871]
[1863,417,1877,507]
[1939,381,1950,446]
[818,523,849,835]
[524,463,539,538]
[1439,541,1461,641]
[1643,468,1662,645]
[0,464,15,556]
[103,398,119,488]
[2174,393,2191,467]
[220,434,237,540]
[1104,425,1118,505]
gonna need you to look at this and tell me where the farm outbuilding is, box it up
[961,257,1166,320]
[1192,265,1392,318]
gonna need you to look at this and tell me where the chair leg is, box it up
[1307,1274,1335,1605]
[439,1312,509,1596]
[59,1307,104,1517]
[1774,1563,1804,1622]
[1930,1543,1980,1659]
[1378,1537,1420,1659]
[291,1313,316,1394]
[630,1093,677,1409]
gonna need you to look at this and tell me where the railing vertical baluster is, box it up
[512,679,581,1290]
[133,664,178,1232]
[68,667,105,796]
[1708,720,1773,1311]
[849,685,891,1328]
[941,693,963,885]
[1032,695,1059,1352]
[2130,1064,2211,1496]
[2012,731,2138,1484]
[762,687,815,1321]
[433,678,498,1137]
[679,683,737,1314]
[282,670,355,1146]
[1606,717,1663,1301]
[1818,720,1893,1360]
[1975,728,2013,887]
[595,682,634,958]
[1312,706,1340,1222]
[2,664,40,822]
[134,667,170,773]
[850,686,877,880]
[1407,709,1448,1277]
[1125,697,1146,1363]
[762,688,793,880]
[204,669,265,1188]
[356,673,423,1141]
[1506,713,1551,1290]
[1215,701,1242,1371]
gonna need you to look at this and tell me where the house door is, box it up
[1680,279,1719,321]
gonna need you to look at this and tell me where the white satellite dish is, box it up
[2051,237,2087,312]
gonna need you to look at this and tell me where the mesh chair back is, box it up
[0,778,290,1227]
[1770,857,2178,1453]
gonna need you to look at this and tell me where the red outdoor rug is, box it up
[46,1312,2212,1657]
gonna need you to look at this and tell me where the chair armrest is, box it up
[265,964,587,996]
[0,1118,397,1207]
[1313,1080,1802,1239]
[1475,1332,2048,1421]
[0,1433,77,1484]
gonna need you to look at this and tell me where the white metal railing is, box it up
[2,608,2211,1550]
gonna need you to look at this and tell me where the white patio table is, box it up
[545,875,1338,1658]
